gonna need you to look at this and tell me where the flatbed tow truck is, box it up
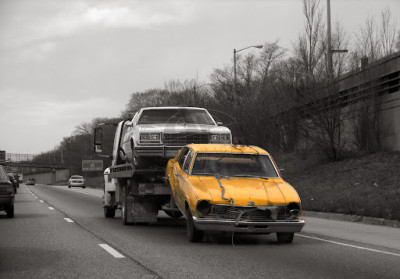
[94,107,231,224]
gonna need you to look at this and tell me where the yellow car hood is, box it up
[189,176,300,206]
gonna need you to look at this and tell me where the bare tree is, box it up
[293,0,325,82]
[73,122,93,136]
[256,41,286,90]
[396,31,400,51]
[355,15,381,62]
[331,21,350,77]
[380,8,397,56]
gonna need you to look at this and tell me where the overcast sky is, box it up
[0,0,399,154]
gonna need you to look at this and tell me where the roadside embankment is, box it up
[283,151,400,221]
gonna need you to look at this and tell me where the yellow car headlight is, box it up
[196,200,212,216]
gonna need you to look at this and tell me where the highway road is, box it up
[1,184,400,279]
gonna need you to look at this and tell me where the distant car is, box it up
[26,178,35,185]
[166,144,305,243]
[8,175,18,194]
[68,175,85,188]
[0,165,15,218]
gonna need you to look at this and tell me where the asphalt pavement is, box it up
[1,183,399,279]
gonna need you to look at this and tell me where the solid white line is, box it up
[64,218,74,223]
[48,207,55,210]
[298,234,400,257]
[99,244,125,258]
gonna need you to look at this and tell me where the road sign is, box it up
[0,150,5,163]
[82,160,103,171]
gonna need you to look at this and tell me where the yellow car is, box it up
[166,144,305,243]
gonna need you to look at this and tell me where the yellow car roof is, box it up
[186,144,270,155]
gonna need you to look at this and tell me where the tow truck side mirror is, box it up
[94,127,103,153]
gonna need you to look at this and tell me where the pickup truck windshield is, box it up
[191,153,279,178]
[138,109,215,125]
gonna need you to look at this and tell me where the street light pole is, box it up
[327,0,333,80]
[233,44,263,100]
[233,48,237,100]
[326,0,348,159]
[232,44,263,142]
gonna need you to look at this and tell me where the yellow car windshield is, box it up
[191,153,279,178]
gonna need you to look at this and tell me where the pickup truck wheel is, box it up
[276,232,294,243]
[104,207,115,218]
[165,211,183,219]
[186,208,203,242]
[6,204,14,218]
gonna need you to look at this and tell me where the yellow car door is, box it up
[174,149,194,211]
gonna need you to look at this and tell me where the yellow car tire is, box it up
[186,208,203,242]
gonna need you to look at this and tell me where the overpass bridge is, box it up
[0,152,72,183]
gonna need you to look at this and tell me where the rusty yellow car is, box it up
[166,144,305,243]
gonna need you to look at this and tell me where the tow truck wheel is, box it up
[104,207,115,218]
[186,208,203,242]
[165,211,183,219]
[6,204,14,218]
[276,232,294,243]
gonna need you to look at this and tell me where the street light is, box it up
[327,0,348,79]
[233,44,263,99]
[327,0,348,159]
[232,44,263,142]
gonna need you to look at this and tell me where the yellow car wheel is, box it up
[186,208,203,242]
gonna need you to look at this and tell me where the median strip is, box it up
[99,244,125,258]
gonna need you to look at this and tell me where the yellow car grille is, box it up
[212,206,290,221]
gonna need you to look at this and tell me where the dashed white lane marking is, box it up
[48,207,55,210]
[64,218,74,223]
[39,200,44,203]
[34,196,38,199]
[99,244,125,258]
[298,234,400,258]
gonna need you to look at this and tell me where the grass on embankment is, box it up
[282,151,400,220]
